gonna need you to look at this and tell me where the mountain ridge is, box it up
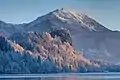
[24,8,110,33]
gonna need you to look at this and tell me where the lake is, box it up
[0,73,120,80]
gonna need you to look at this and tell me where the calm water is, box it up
[0,73,120,80]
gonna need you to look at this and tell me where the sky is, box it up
[0,0,120,30]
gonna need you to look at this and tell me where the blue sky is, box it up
[0,0,120,30]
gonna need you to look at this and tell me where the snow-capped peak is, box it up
[53,8,85,16]
[51,8,86,22]
[45,8,109,32]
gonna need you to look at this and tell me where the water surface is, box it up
[0,73,120,80]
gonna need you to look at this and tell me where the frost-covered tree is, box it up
[0,31,119,74]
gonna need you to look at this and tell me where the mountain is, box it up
[0,8,120,73]
[23,8,111,34]
[0,8,110,36]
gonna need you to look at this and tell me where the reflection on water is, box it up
[0,73,120,80]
